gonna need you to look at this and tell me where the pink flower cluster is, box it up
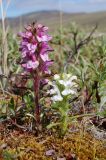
[18,23,53,73]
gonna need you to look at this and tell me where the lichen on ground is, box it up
[0,130,106,160]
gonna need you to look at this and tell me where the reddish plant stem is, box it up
[33,72,40,125]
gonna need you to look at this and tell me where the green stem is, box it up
[69,113,96,120]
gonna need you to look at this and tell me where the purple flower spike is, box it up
[18,23,53,73]
[18,23,53,125]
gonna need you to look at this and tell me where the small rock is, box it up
[57,158,66,160]
[46,149,55,156]
[0,143,7,150]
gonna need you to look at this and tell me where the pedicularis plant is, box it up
[47,73,78,135]
[18,23,53,125]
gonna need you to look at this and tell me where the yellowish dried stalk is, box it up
[59,0,63,48]
[0,0,11,88]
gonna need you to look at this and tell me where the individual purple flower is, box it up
[27,43,37,54]
[41,60,53,74]
[18,31,32,39]
[22,60,39,71]
[36,24,52,42]
[40,44,52,62]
